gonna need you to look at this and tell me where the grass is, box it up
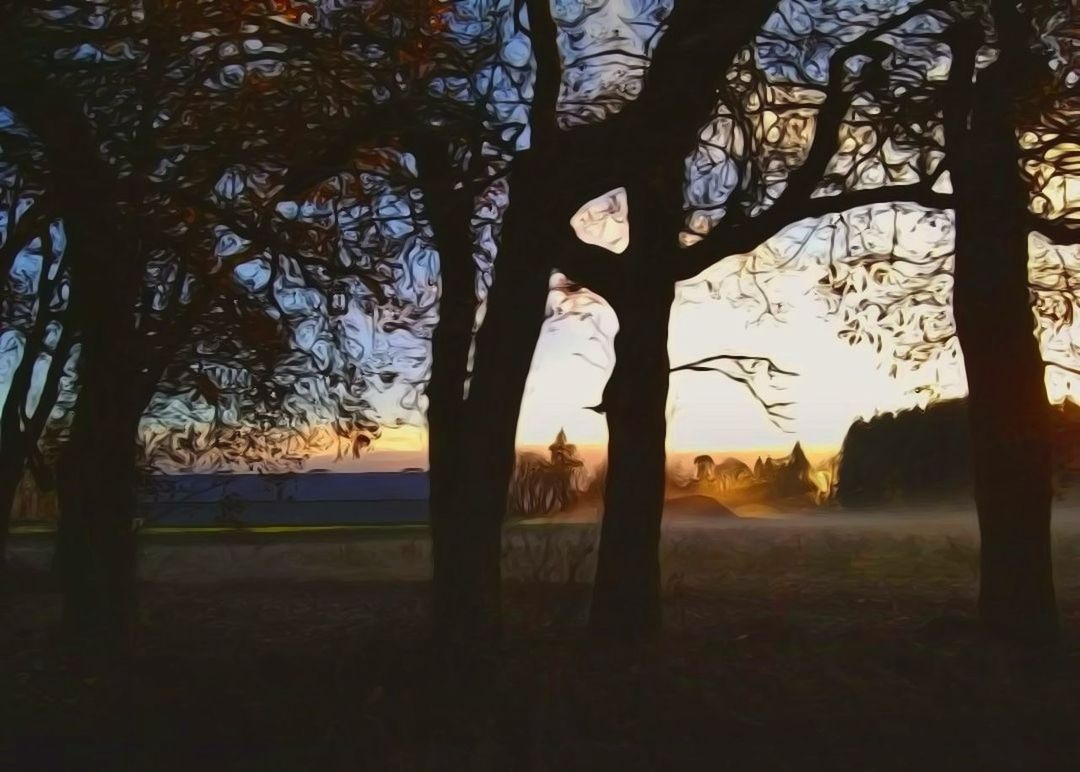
[4,519,1080,770]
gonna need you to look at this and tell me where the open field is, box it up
[5,506,1080,770]
[11,501,1080,588]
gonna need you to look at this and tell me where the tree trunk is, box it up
[0,76,151,647]
[52,196,147,648]
[0,438,27,581]
[55,372,144,648]
[412,142,484,640]
[0,229,66,579]
[423,0,565,643]
[590,206,674,638]
[0,350,33,576]
[579,0,774,638]
[947,12,1058,640]
[434,150,555,642]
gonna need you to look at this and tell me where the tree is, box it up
[488,0,1055,640]
[3,0,1071,649]
[426,0,942,640]
[0,118,74,573]
[943,0,1070,639]
[0,0,466,643]
[557,0,949,637]
[573,0,1074,639]
[706,0,1075,639]
[0,0,544,646]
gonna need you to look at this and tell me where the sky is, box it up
[339,0,1077,473]
[320,197,977,471]
[2,0,1077,476]
[335,194,1077,474]
[514,195,969,463]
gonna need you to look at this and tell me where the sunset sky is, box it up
[325,193,1080,474]
[518,199,969,462]
[5,0,1076,477]
[322,200,977,471]
[311,0,1079,473]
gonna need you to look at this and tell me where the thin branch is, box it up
[669,349,799,431]
[1031,218,1080,246]
[670,353,798,377]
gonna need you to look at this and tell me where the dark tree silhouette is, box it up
[685,0,1075,638]
[576,0,949,638]
[944,1,1062,640]
[0,0,477,643]
[425,0,563,643]
[538,0,1073,639]
[837,400,972,507]
[418,0,974,641]
[0,128,73,573]
[0,0,1074,652]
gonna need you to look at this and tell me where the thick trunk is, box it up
[54,255,155,649]
[947,14,1058,639]
[424,0,564,643]
[426,308,476,626]
[54,194,145,648]
[590,226,674,638]
[413,143,484,640]
[0,78,150,647]
[579,1,774,638]
[56,371,144,647]
[437,152,556,642]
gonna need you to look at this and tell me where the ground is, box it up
[4,507,1080,770]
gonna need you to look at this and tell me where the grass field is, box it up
[4,507,1080,770]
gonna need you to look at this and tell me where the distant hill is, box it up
[664,495,738,518]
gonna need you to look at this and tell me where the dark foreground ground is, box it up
[5,511,1080,770]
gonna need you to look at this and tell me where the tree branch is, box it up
[1031,217,1080,247]
[671,353,798,377]
[675,181,952,281]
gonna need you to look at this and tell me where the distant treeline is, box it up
[836,399,1080,507]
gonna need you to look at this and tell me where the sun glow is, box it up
[515,196,975,460]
